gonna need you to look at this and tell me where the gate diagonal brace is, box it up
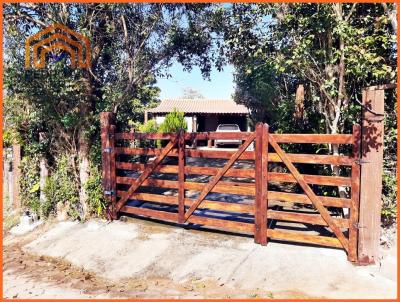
[184,132,256,222]
[268,134,349,252]
[115,137,179,213]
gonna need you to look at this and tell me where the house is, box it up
[146,99,250,133]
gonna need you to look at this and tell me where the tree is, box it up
[4,3,220,218]
[182,87,205,99]
[219,3,396,205]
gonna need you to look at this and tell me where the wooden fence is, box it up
[100,112,362,262]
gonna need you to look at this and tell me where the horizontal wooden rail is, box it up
[187,215,254,233]
[118,192,254,214]
[117,177,351,208]
[271,134,353,144]
[115,132,252,140]
[116,132,354,144]
[120,205,254,233]
[267,210,349,228]
[117,177,255,196]
[116,162,351,187]
[268,191,351,208]
[120,205,178,221]
[116,148,354,166]
[115,133,176,140]
[267,229,342,248]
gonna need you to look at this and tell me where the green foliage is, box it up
[43,155,80,218]
[382,170,397,226]
[85,165,106,217]
[158,108,187,133]
[19,155,41,214]
[139,119,159,133]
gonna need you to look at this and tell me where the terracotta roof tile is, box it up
[147,99,249,114]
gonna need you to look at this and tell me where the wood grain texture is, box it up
[178,130,186,223]
[116,191,254,213]
[358,89,385,264]
[348,124,361,262]
[271,133,353,144]
[116,162,351,186]
[116,147,353,165]
[268,134,349,251]
[254,123,268,245]
[267,229,342,248]
[115,137,178,212]
[184,132,256,221]
[267,210,349,228]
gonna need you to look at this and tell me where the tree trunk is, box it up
[78,130,90,219]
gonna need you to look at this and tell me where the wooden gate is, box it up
[100,113,361,262]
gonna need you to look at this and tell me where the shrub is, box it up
[43,155,80,219]
[158,108,187,133]
[382,169,397,226]
[19,155,41,215]
[85,165,106,217]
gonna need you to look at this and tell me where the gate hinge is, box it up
[355,159,370,165]
[103,147,113,153]
[104,190,115,196]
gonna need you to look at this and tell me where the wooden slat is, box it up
[116,132,353,144]
[267,229,342,248]
[120,205,178,221]
[268,191,351,208]
[178,130,185,223]
[116,148,353,166]
[268,134,349,251]
[116,162,351,187]
[267,210,349,228]
[117,192,254,214]
[184,132,257,221]
[269,172,351,187]
[271,134,353,144]
[117,177,351,207]
[254,123,268,245]
[185,132,252,140]
[109,125,117,213]
[117,162,254,178]
[348,124,361,262]
[268,153,353,166]
[115,138,178,212]
[115,132,176,140]
[117,177,255,195]
[187,215,254,233]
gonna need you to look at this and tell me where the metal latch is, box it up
[103,147,112,153]
[355,159,370,165]
[104,190,115,196]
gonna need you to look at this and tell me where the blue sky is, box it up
[156,62,235,99]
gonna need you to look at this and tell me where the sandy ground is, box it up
[3,217,397,299]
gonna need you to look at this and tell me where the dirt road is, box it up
[3,218,397,299]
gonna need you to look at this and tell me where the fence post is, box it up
[100,112,117,220]
[254,123,268,245]
[357,86,385,264]
[178,129,186,223]
[348,124,361,262]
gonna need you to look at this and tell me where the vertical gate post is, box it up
[254,123,268,245]
[357,86,385,264]
[348,124,361,262]
[178,129,186,223]
[100,112,117,220]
